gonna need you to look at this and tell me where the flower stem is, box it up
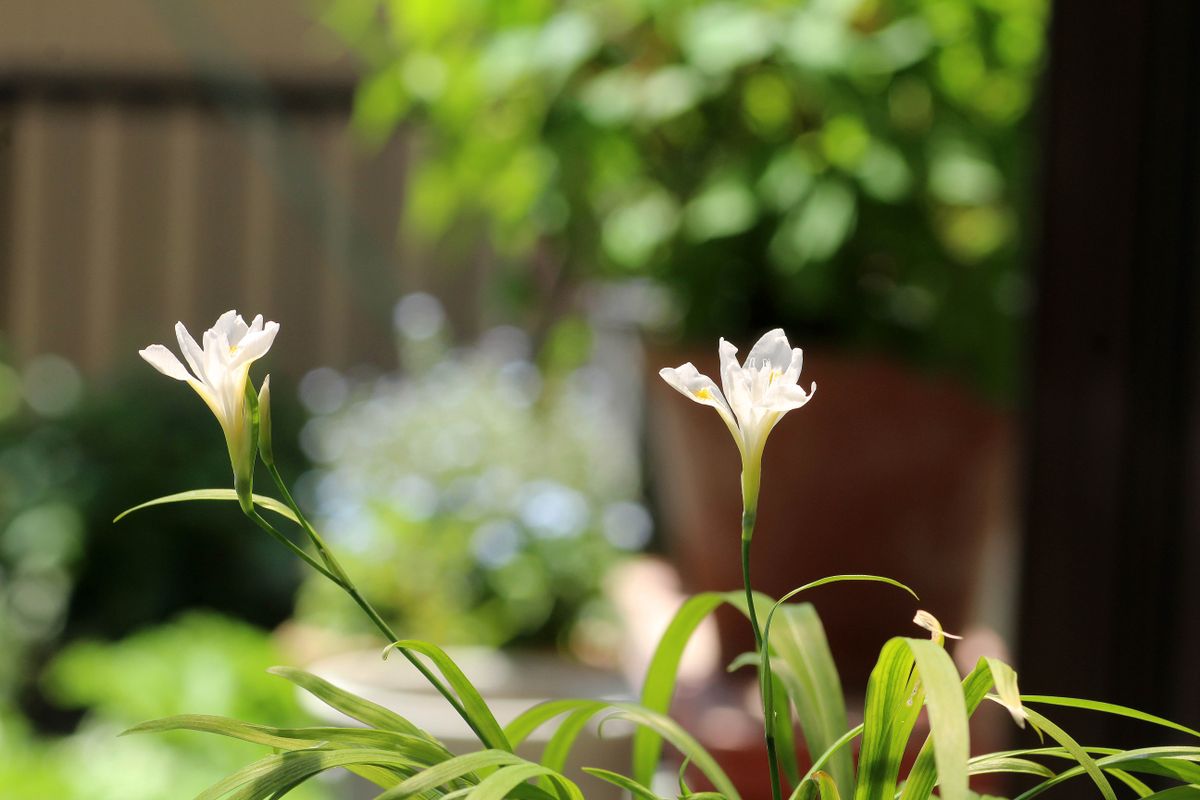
[742,508,783,800]
[248,473,490,747]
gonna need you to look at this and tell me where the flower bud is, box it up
[257,375,274,467]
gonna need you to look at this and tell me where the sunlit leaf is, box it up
[113,489,298,524]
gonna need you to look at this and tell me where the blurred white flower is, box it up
[139,310,278,490]
[659,328,815,465]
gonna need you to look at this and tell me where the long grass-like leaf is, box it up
[268,667,432,740]
[854,638,920,800]
[770,669,801,788]
[1020,696,1200,739]
[1010,705,1117,800]
[581,768,666,800]
[114,489,298,523]
[193,748,428,800]
[764,578,916,797]
[506,700,603,748]
[965,756,1055,779]
[384,640,512,752]
[123,714,453,764]
[771,603,853,794]
[374,750,532,800]
[904,639,968,800]
[899,658,995,800]
[812,771,844,800]
[800,725,864,791]
[1011,747,1200,799]
[537,703,607,793]
[467,764,583,800]
[633,592,730,786]
[499,697,740,800]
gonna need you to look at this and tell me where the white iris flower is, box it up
[659,328,814,514]
[140,310,279,491]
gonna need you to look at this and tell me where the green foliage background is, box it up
[324,0,1047,399]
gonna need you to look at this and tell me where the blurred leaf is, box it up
[685,178,759,241]
[681,4,777,76]
[602,187,681,269]
[773,179,857,272]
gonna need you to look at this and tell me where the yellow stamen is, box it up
[694,388,713,400]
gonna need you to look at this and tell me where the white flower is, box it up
[140,310,279,487]
[659,328,815,466]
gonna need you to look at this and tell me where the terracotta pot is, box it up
[647,348,1014,693]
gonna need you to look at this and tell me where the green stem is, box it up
[245,508,342,585]
[257,465,490,747]
[266,463,348,584]
[743,510,783,800]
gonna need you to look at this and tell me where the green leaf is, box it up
[267,666,432,740]
[771,668,801,788]
[900,657,996,800]
[467,764,583,800]
[375,750,533,800]
[965,757,1055,779]
[1020,696,1200,739]
[581,768,666,800]
[114,489,298,524]
[983,658,1026,728]
[1011,706,1117,800]
[800,725,864,790]
[811,771,844,800]
[770,604,852,793]
[904,639,969,800]
[854,638,920,800]
[537,702,606,791]
[610,705,741,800]
[502,697,740,800]
[385,640,512,752]
[193,748,428,800]
[632,591,730,786]
[123,713,453,764]
[506,699,602,748]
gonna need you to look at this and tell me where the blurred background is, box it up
[0,1,1197,798]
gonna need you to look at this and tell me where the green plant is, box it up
[322,0,1046,399]
[0,613,331,800]
[0,355,307,707]
[120,313,1200,800]
[293,305,646,649]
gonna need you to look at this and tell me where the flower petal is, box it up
[718,338,740,398]
[229,320,279,368]
[744,328,793,371]
[782,347,804,384]
[139,344,191,381]
[765,381,816,412]
[175,322,207,384]
[660,363,742,447]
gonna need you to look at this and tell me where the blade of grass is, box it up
[114,489,298,524]
[633,592,731,786]
[385,640,512,752]
[854,638,920,800]
[904,639,969,800]
[268,667,434,741]
[1009,705,1117,800]
[900,658,997,800]
[1020,696,1200,739]
[582,768,666,800]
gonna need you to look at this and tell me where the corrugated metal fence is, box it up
[0,2,425,375]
